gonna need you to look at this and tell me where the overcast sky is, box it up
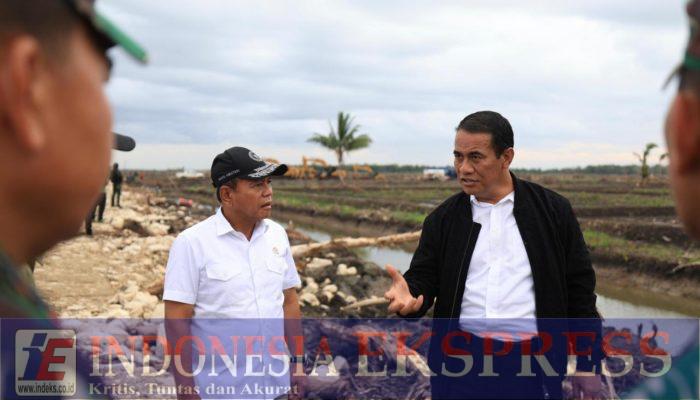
[101,0,687,170]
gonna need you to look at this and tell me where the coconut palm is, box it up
[634,142,658,186]
[308,112,372,165]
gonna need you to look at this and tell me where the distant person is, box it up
[164,146,303,399]
[86,188,107,235]
[110,162,123,207]
[384,111,602,399]
[96,187,107,221]
[0,0,146,397]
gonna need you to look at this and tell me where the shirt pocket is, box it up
[265,256,287,301]
[266,256,287,275]
[205,262,241,281]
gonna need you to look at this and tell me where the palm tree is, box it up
[308,112,372,165]
[634,142,658,186]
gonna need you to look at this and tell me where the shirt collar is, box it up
[214,207,269,237]
[470,191,515,207]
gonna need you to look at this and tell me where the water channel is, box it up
[284,222,698,319]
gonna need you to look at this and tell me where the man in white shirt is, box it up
[164,146,302,400]
[384,111,602,399]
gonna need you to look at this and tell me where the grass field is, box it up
[271,173,697,277]
[139,171,698,282]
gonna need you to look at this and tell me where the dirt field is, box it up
[137,171,700,301]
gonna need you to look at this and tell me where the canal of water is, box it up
[285,222,699,319]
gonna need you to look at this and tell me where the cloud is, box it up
[101,0,686,169]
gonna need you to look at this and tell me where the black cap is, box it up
[211,147,288,188]
[113,133,135,152]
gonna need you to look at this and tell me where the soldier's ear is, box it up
[0,36,48,153]
[668,91,700,175]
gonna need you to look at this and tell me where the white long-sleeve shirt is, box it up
[459,191,538,340]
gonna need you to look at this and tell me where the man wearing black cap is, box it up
[0,0,146,397]
[164,146,303,399]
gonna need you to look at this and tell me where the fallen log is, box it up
[148,231,421,298]
[340,296,389,311]
[671,262,700,274]
[291,230,421,259]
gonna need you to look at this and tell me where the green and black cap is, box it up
[65,0,148,64]
[668,0,700,85]
[64,0,145,151]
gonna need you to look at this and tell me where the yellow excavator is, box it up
[301,157,348,179]
[265,158,303,179]
[351,165,374,179]
[350,164,385,180]
[265,157,383,180]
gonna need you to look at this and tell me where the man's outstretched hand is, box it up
[384,264,424,316]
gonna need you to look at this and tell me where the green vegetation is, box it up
[512,164,667,176]
[561,191,675,208]
[275,192,427,226]
[633,142,658,186]
[161,172,693,274]
[584,229,698,264]
[368,164,440,173]
[306,188,458,203]
[271,174,688,271]
[275,186,674,209]
[308,112,372,165]
[391,210,427,225]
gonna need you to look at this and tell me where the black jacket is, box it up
[404,173,598,320]
[404,174,602,388]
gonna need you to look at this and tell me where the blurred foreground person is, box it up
[626,1,700,398]
[384,111,602,399]
[164,147,304,399]
[667,0,700,241]
[0,0,146,397]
